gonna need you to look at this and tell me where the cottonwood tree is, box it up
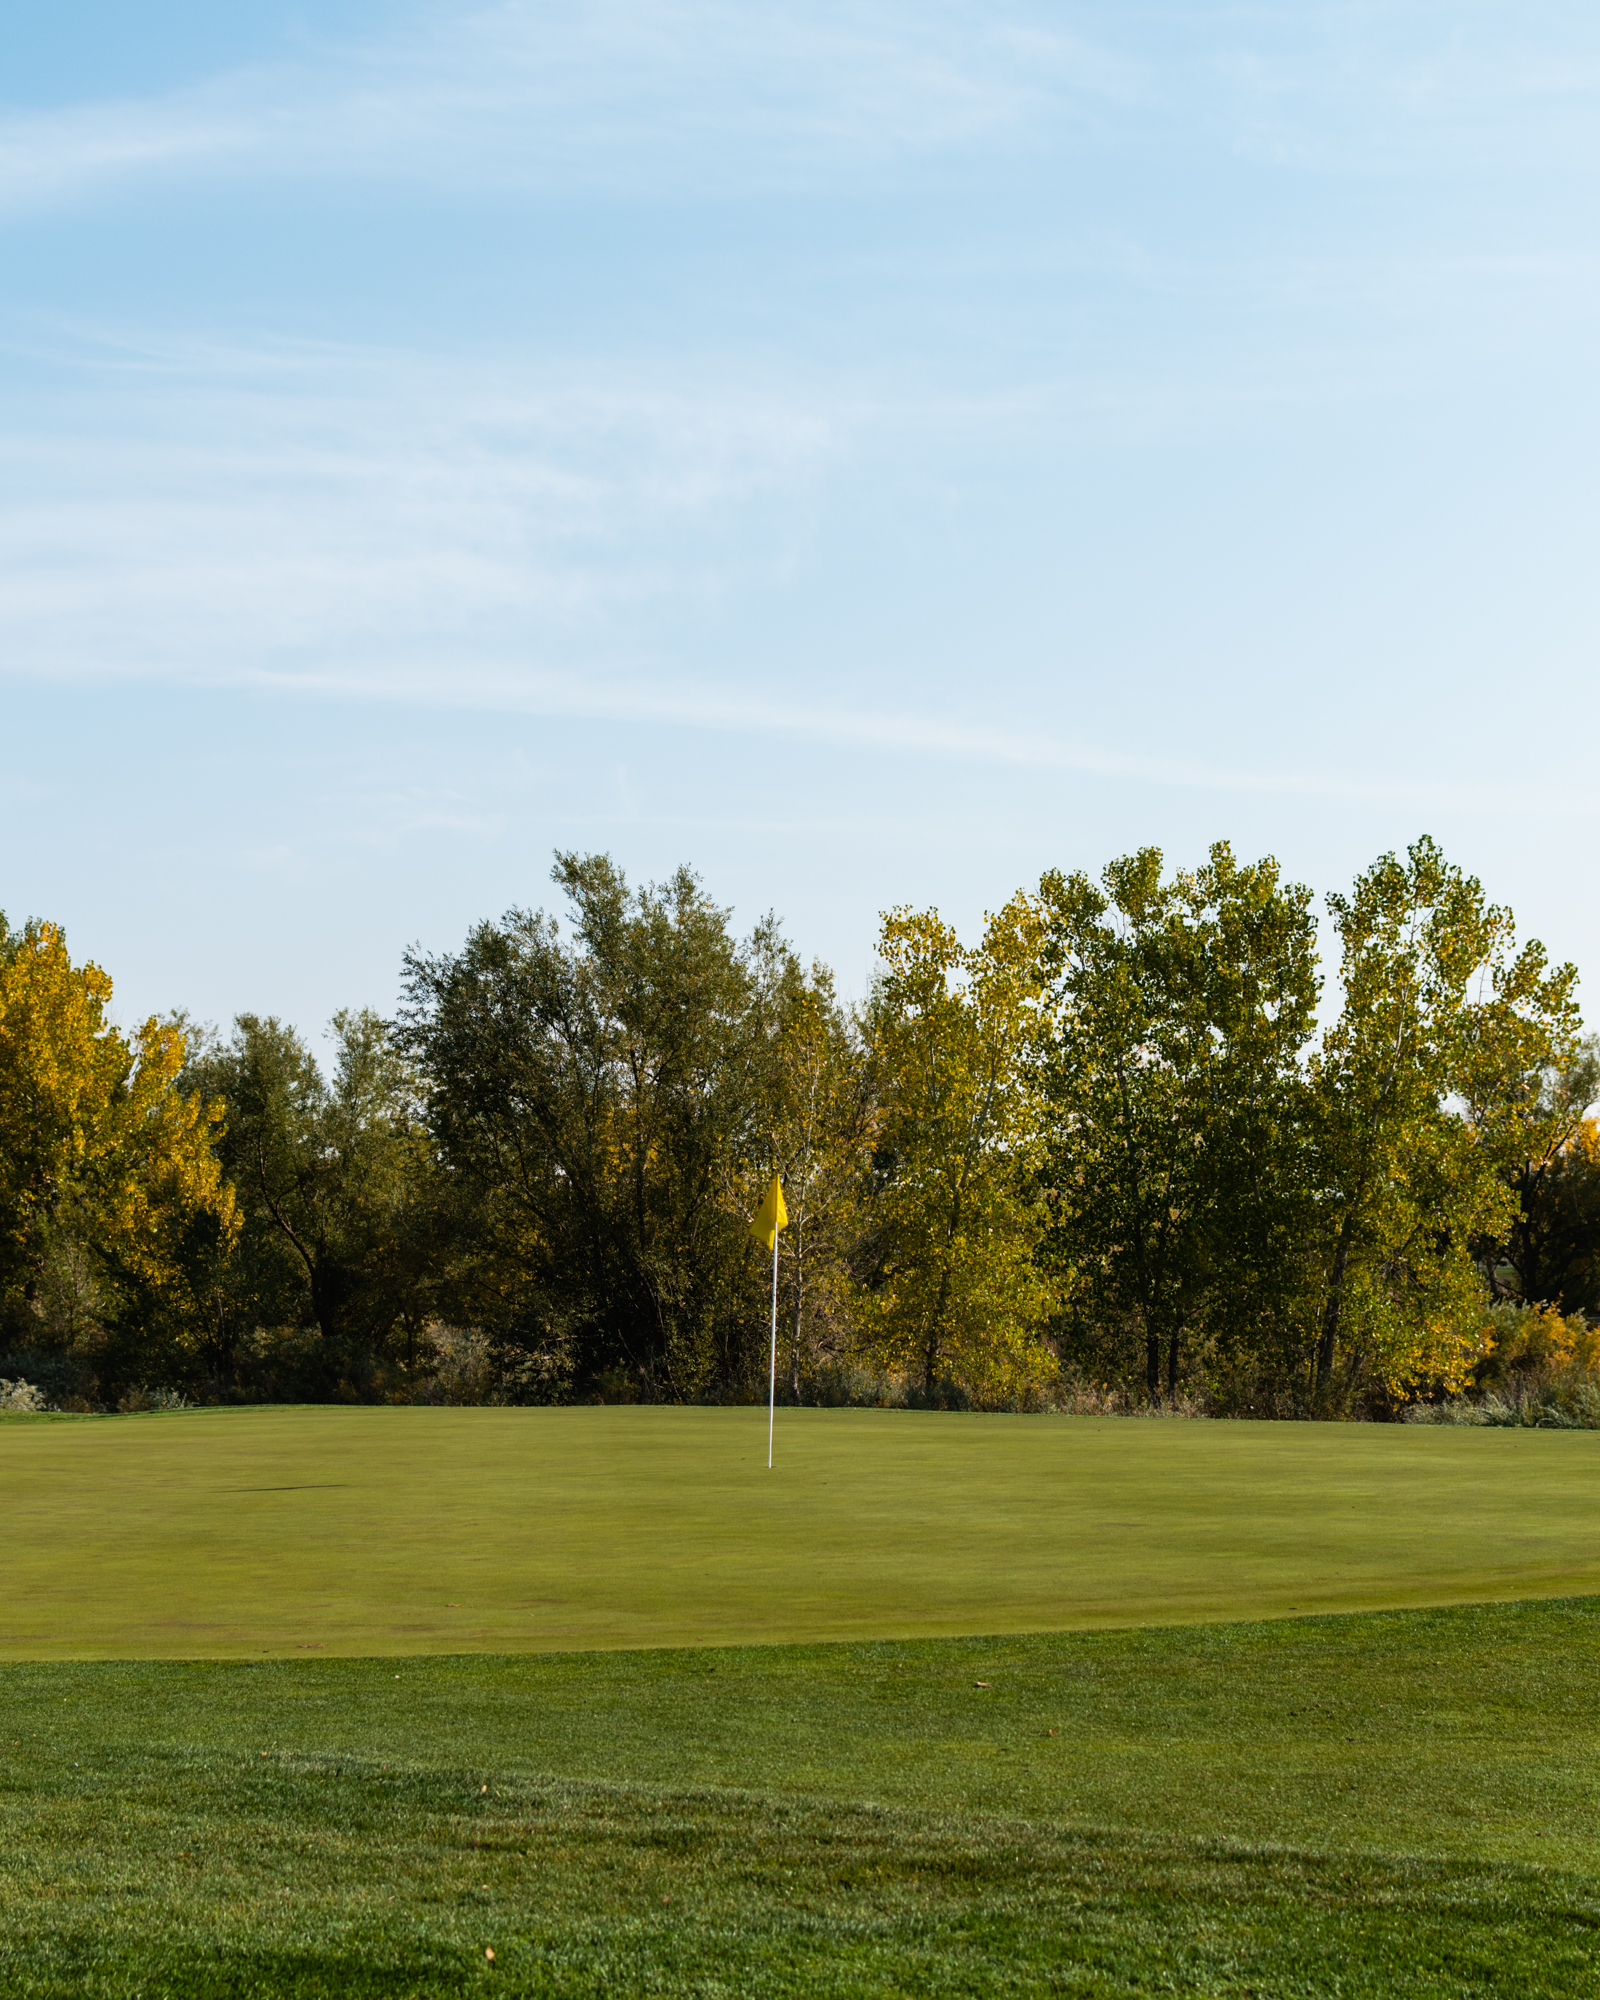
[858,894,1054,1402]
[1309,838,1580,1405]
[1473,1039,1600,1310]
[193,1009,437,1360]
[401,853,791,1399]
[758,968,876,1393]
[0,915,236,1371]
[1034,845,1319,1400]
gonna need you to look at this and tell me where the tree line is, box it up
[2,837,1595,1417]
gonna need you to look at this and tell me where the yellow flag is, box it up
[750,1174,788,1250]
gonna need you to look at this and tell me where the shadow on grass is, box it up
[3,1774,1597,1997]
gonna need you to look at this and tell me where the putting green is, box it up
[3,1404,1600,1659]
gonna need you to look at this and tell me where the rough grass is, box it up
[3,1601,1600,1995]
[5,1404,1600,1657]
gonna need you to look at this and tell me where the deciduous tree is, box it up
[1308,838,1579,1403]
[400,853,789,1398]
[0,915,236,1368]
[191,1009,440,1361]
[1034,845,1319,1400]
[758,967,876,1393]
[859,894,1053,1401]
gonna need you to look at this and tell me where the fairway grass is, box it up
[5,1406,1600,1658]
[3,1601,1599,1996]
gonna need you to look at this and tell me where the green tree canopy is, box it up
[183,1009,439,1367]
[1034,844,1320,1399]
[859,893,1054,1402]
[1309,837,1580,1403]
[399,853,800,1398]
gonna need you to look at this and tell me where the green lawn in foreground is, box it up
[2,1602,1598,1996]
[4,1406,1600,1657]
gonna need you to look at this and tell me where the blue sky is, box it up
[4,1,1599,1036]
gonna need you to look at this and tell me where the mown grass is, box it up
[5,1404,1600,1656]
[3,1599,1598,1995]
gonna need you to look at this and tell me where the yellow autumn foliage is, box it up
[857,893,1056,1404]
[0,917,237,1339]
[1471,1301,1600,1381]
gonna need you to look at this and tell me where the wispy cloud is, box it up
[0,327,836,682]
[0,0,1142,216]
[0,322,1565,819]
[309,671,1542,815]
[1201,3,1600,175]
[8,1,1600,224]
[4,289,1596,834]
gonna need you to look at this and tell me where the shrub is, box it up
[1406,1301,1600,1425]
[116,1386,192,1412]
[0,1347,94,1411]
[1407,1381,1600,1428]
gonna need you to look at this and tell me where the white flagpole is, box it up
[768,1229,779,1469]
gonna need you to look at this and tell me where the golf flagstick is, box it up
[749,1174,788,1468]
[768,1227,779,1470]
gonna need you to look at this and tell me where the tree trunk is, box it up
[789,1232,803,1399]
[1166,1319,1182,1401]
[1316,1218,1355,1404]
[1145,1319,1161,1400]
[925,1266,951,1400]
[1514,1161,1539,1302]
